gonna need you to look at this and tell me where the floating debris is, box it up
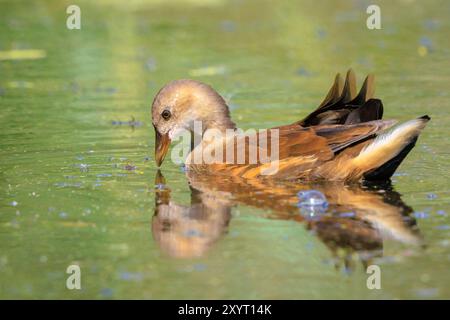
[10,201,18,207]
[59,212,68,219]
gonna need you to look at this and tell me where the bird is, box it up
[151,69,430,182]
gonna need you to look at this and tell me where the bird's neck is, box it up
[202,117,236,133]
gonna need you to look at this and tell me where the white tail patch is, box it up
[353,117,429,171]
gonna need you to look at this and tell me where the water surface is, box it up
[0,0,449,299]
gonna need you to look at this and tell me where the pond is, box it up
[0,0,449,299]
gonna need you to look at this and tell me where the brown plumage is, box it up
[151,70,430,182]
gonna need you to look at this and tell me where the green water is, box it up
[1,0,449,299]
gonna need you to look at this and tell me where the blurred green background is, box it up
[0,0,449,299]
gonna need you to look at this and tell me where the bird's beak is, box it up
[154,127,171,167]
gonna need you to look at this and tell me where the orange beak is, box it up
[154,127,171,167]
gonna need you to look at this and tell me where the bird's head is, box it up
[151,79,235,166]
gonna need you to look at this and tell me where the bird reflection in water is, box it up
[152,170,422,271]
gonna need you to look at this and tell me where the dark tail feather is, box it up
[348,74,375,106]
[298,70,379,127]
[345,98,384,124]
[317,73,343,109]
[331,69,357,107]
[363,137,418,181]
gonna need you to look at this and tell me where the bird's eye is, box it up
[161,109,171,120]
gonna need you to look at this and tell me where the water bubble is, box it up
[10,201,18,207]
[297,190,328,208]
[59,212,68,219]
[297,190,328,218]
